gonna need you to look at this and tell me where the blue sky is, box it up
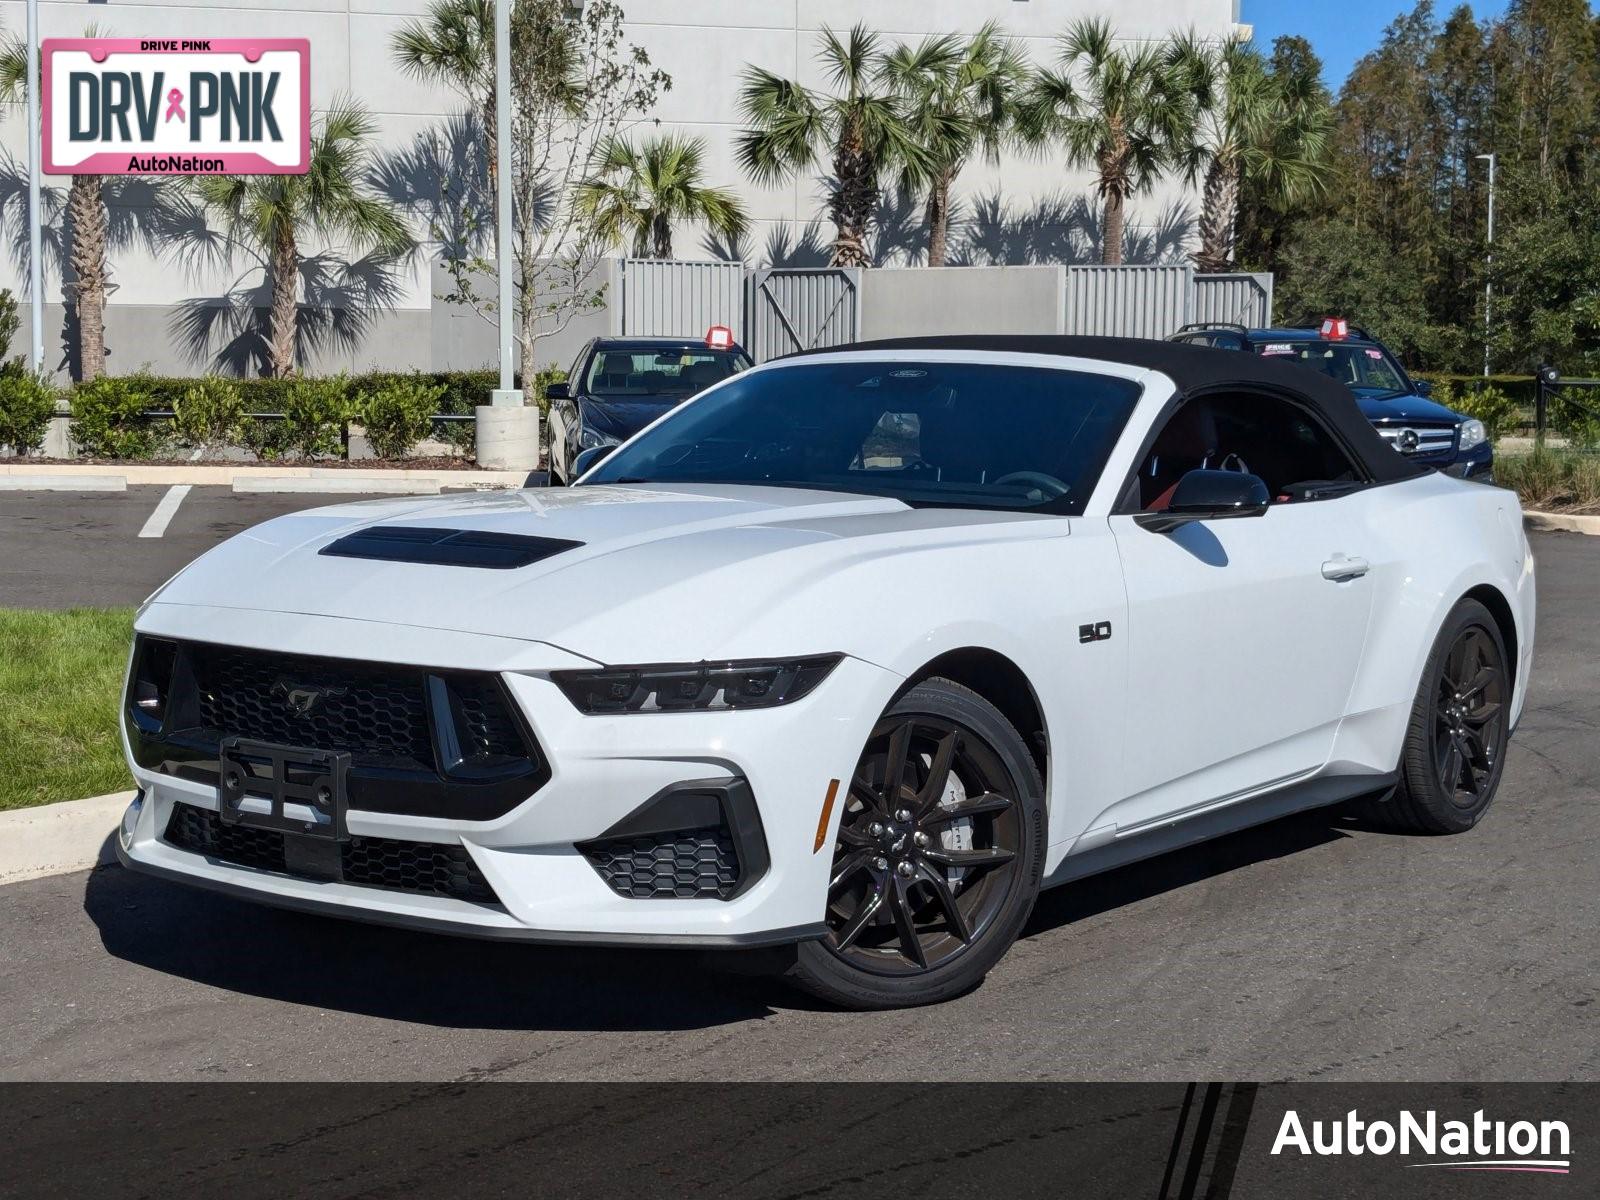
[1241,0,1513,88]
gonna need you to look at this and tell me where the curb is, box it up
[0,791,132,887]
[0,474,126,492]
[1525,510,1600,536]
[233,476,441,495]
[0,464,525,490]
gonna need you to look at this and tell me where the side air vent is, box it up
[320,526,582,569]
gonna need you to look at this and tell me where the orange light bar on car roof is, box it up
[705,325,734,350]
[1320,317,1350,340]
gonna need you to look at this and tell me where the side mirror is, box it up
[544,382,570,401]
[1135,469,1271,533]
[1413,379,1434,398]
[572,444,615,478]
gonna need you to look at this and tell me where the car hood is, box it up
[147,483,1064,664]
[1353,391,1462,424]
[581,396,688,440]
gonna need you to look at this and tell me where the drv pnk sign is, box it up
[43,38,309,175]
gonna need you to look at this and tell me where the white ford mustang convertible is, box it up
[118,337,1535,1009]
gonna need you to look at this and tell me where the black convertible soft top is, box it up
[796,334,1427,485]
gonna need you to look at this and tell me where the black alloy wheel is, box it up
[1365,597,1513,834]
[1433,624,1507,807]
[786,679,1044,1009]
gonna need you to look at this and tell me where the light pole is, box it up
[1475,152,1496,379]
[25,0,43,372]
[493,0,517,405]
[474,0,538,472]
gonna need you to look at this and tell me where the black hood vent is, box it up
[320,526,583,569]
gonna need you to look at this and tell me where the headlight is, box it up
[552,655,842,714]
[578,426,620,451]
[1458,418,1488,452]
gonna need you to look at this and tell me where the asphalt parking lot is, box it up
[0,487,431,609]
[0,489,1595,1082]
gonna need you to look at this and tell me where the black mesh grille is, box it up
[453,676,526,761]
[582,827,740,899]
[166,802,285,874]
[163,804,497,905]
[343,835,496,903]
[192,646,434,770]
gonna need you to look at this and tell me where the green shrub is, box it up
[358,377,446,459]
[0,288,20,367]
[1550,389,1600,451]
[70,374,164,459]
[1443,381,1521,442]
[171,376,246,453]
[279,375,352,459]
[1413,372,1539,411]
[1496,449,1600,513]
[0,371,57,455]
[531,364,568,417]
[239,415,293,461]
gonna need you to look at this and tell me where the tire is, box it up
[785,678,1046,1009]
[1363,597,1512,834]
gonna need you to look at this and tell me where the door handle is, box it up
[1321,555,1370,581]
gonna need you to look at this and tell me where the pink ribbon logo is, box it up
[164,88,185,123]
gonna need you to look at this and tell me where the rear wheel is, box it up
[785,679,1045,1009]
[1366,598,1511,833]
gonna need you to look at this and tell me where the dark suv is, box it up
[1168,320,1493,480]
[544,331,753,485]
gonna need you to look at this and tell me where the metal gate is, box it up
[615,258,745,340]
[747,268,861,362]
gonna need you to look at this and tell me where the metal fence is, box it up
[1191,273,1275,329]
[614,258,745,341]
[1061,267,1273,338]
[604,259,1272,360]
[1062,266,1192,339]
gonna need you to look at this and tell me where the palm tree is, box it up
[1173,37,1333,272]
[1,30,110,380]
[737,24,925,267]
[575,133,748,259]
[1019,18,1198,265]
[194,101,414,378]
[391,0,498,236]
[883,22,1027,267]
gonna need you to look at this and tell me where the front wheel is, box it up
[785,678,1045,1009]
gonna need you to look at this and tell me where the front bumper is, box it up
[119,604,900,946]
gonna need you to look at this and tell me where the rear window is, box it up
[585,349,749,397]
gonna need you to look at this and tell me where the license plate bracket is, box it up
[217,737,350,841]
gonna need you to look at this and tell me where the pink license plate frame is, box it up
[42,37,310,175]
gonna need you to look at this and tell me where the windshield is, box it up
[1255,341,1409,395]
[585,348,749,398]
[581,360,1142,514]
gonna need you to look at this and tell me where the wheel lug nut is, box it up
[873,856,888,871]
[913,832,930,848]
[868,822,884,837]
[895,809,912,822]
[896,861,915,878]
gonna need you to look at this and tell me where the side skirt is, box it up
[1042,771,1398,890]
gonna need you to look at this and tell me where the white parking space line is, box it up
[138,485,192,539]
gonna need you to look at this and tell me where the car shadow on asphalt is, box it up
[83,811,1359,1030]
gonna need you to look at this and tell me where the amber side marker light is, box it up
[814,778,841,853]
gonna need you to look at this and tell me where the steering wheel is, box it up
[992,470,1070,500]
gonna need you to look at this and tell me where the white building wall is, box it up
[0,0,1241,375]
